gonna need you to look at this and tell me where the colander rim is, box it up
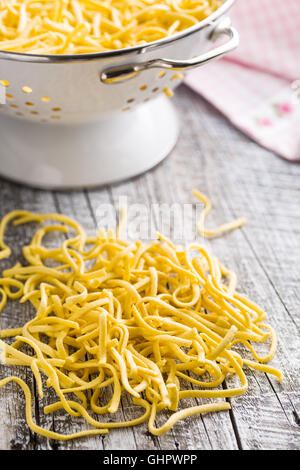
[0,0,235,63]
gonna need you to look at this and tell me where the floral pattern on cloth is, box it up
[185,0,300,161]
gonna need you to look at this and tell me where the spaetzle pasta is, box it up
[0,0,224,54]
[0,208,282,439]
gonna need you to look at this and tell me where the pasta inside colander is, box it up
[0,0,224,54]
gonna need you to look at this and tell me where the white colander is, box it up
[0,0,238,189]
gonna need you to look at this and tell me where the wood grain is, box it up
[0,84,299,450]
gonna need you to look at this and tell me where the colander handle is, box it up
[100,17,239,84]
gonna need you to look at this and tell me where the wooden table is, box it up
[0,85,299,450]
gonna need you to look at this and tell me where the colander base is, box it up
[0,95,178,189]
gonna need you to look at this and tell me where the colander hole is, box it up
[144,98,150,102]
[163,87,174,98]
[22,86,33,93]
[30,111,39,115]
[171,73,184,81]
[127,98,135,103]
[25,102,34,106]
[140,85,147,91]
[0,80,10,87]
[41,97,51,102]
[52,107,61,112]
[152,88,159,93]
[16,112,24,116]
[5,94,13,99]
[51,115,60,119]
[9,104,18,109]
[122,107,130,111]
[157,71,166,79]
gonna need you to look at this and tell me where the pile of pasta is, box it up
[0,0,224,54]
[0,209,282,440]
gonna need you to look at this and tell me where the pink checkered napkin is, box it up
[185,0,300,161]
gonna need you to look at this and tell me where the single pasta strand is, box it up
[148,401,231,436]
[0,376,108,440]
